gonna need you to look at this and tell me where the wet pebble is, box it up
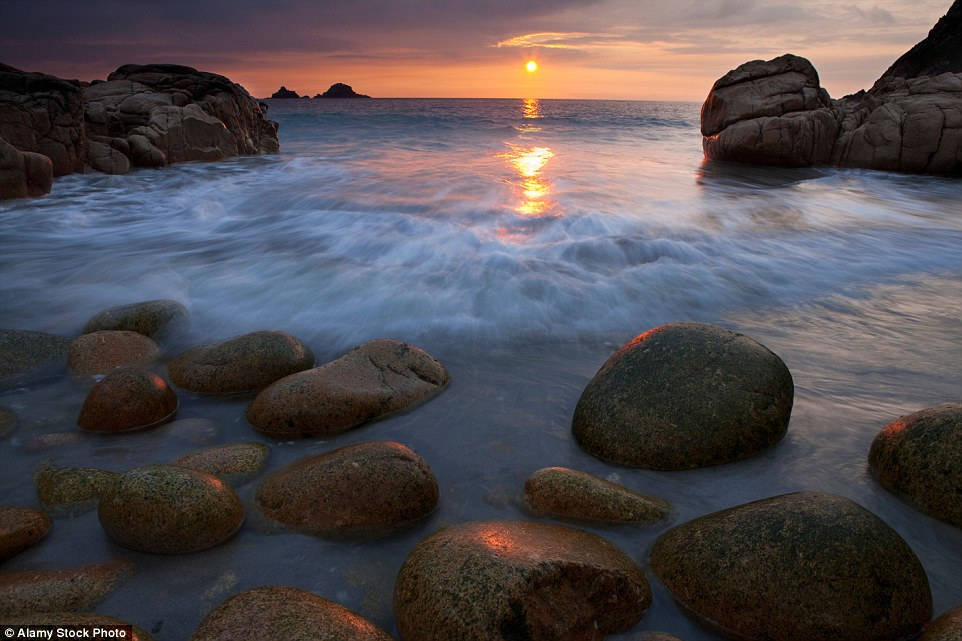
[68,330,159,375]
[0,560,133,616]
[0,329,71,389]
[524,466,669,524]
[35,463,118,515]
[173,442,270,485]
[0,506,52,560]
[83,299,188,339]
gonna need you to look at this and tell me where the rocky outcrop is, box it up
[651,492,932,641]
[0,64,86,177]
[270,86,301,99]
[0,136,52,199]
[0,62,279,199]
[702,0,962,175]
[316,83,371,99]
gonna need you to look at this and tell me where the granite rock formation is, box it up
[316,83,371,99]
[702,0,962,175]
[0,62,279,199]
[269,86,301,99]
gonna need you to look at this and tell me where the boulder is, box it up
[572,323,793,469]
[701,54,839,167]
[35,463,118,514]
[0,135,53,198]
[650,492,932,641]
[0,64,86,176]
[77,368,178,432]
[524,467,669,524]
[174,442,270,485]
[921,605,962,641]
[85,138,130,174]
[67,330,159,375]
[701,2,962,175]
[0,506,52,560]
[0,560,133,616]
[256,441,438,538]
[169,330,314,395]
[394,520,650,641]
[82,299,188,338]
[98,464,244,554]
[269,86,301,99]
[316,83,371,99]
[190,586,395,641]
[82,64,279,171]
[3,613,154,641]
[869,403,962,528]
[0,329,70,389]
[248,339,449,439]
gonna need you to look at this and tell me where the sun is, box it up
[525,60,538,73]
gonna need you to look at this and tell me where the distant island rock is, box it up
[270,86,301,99]
[0,63,279,200]
[314,83,370,99]
[701,0,961,175]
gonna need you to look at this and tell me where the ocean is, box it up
[1,98,961,639]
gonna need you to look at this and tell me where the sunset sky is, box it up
[1,0,953,101]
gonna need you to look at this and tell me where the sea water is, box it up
[1,98,961,639]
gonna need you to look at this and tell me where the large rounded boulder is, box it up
[572,323,793,469]
[78,368,178,432]
[190,586,394,641]
[83,299,188,338]
[98,464,244,554]
[168,330,314,395]
[394,520,650,641]
[869,404,962,528]
[256,441,438,538]
[650,492,932,641]
[248,339,449,439]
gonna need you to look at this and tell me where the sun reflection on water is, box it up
[499,99,557,220]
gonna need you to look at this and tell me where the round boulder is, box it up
[248,339,449,439]
[4,613,153,641]
[921,605,962,641]
[869,404,962,528]
[395,520,650,641]
[190,586,394,641]
[83,299,188,338]
[256,441,437,539]
[0,506,52,560]
[77,368,177,432]
[174,442,270,485]
[68,330,159,375]
[98,464,243,554]
[525,467,669,524]
[0,329,70,389]
[650,492,932,641]
[168,330,314,395]
[0,560,133,616]
[572,322,793,469]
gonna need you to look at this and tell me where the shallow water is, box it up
[1,98,961,639]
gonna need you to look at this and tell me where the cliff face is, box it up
[701,0,962,176]
[0,63,279,199]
